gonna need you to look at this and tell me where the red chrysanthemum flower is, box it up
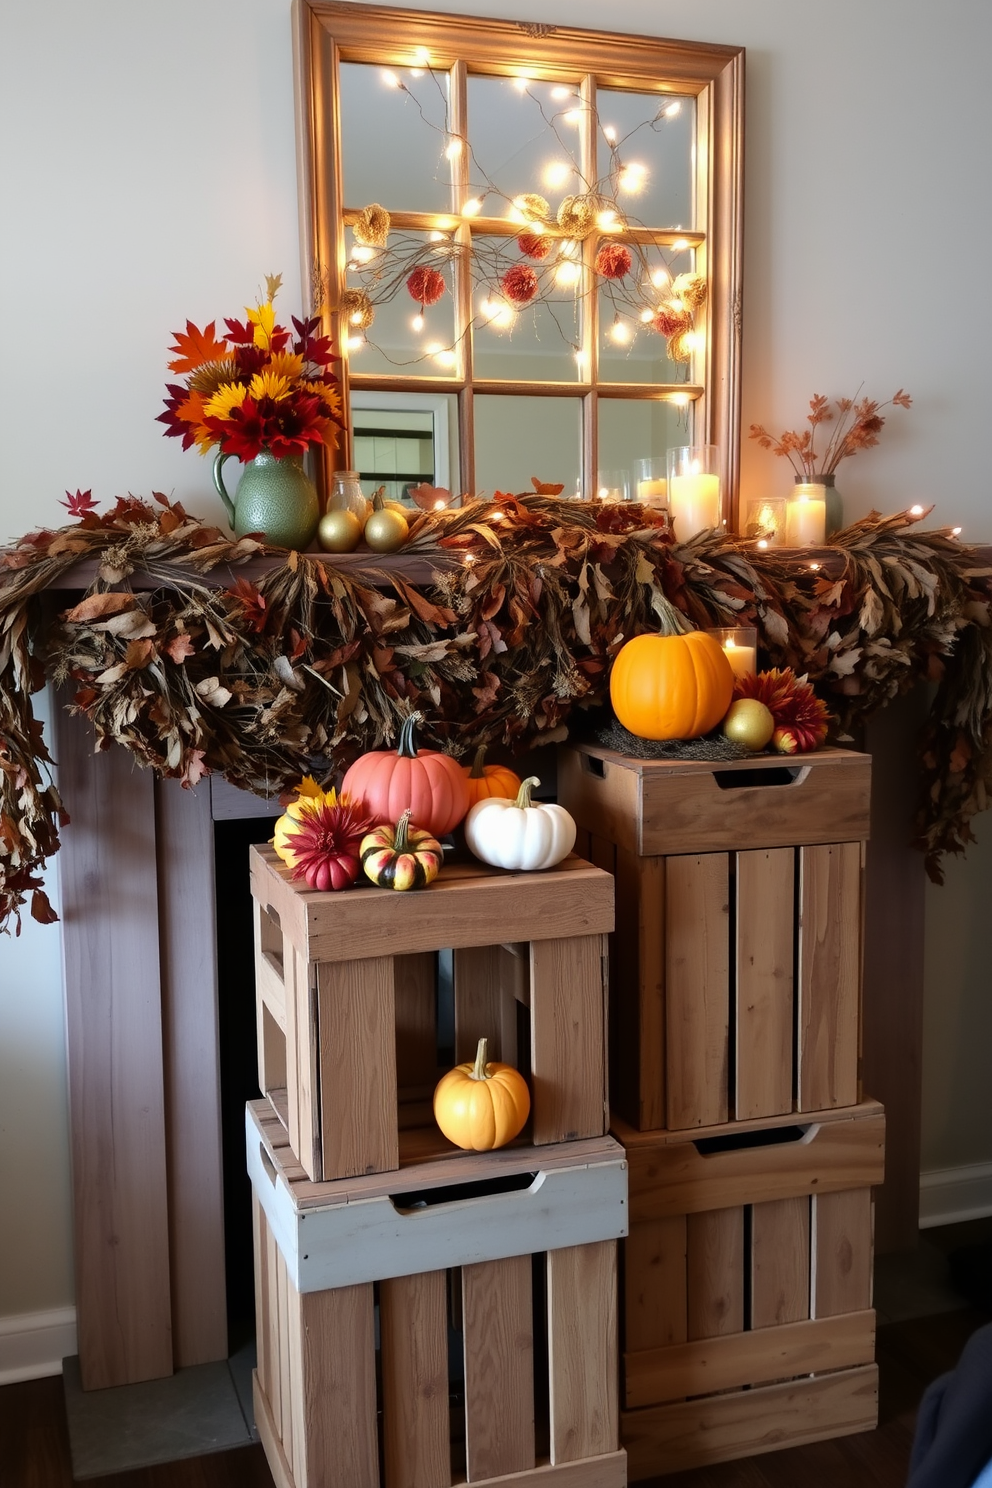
[732,668,830,753]
[651,305,693,338]
[288,795,378,892]
[406,267,446,306]
[517,232,552,260]
[501,265,539,304]
[595,243,632,280]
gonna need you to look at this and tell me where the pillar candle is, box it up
[785,492,826,546]
[722,636,756,679]
[669,473,721,539]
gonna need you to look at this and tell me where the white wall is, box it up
[1,0,990,1351]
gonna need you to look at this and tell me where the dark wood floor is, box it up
[2,1306,987,1488]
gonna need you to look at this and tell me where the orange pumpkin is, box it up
[609,630,734,740]
[433,1037,531,1150]
[341,711,470,838]
[461,744,523,808]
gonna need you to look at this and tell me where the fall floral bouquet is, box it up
[158,274,345,461]
[749,388,912,480]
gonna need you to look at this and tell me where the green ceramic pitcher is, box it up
[213,448,320,549]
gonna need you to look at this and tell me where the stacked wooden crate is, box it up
[558,744,884,1478]
[248,844,629,1488]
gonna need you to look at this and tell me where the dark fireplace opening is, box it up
[214,816,276,1353]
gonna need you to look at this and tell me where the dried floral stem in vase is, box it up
[749,387,912,480]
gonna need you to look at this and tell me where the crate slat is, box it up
[751,1196,810,1328]
[531,936,608,1144]
[454,945,508,1064]
[395,953,440,1091]
[614,847,666,1131]
[380,1270,451,1488]
[624,1217,687,1353]
[736,849,795,1120]
[463,1255,536,1480]
[686,1208,744,1340]
[622,1364,878,1479]
[286,947,320,1181]
[813,1188,874,1318]
[548,1241,618,1465]
[316,954,398,1179]
[287,1279,378,1488]
[798,842,863,1111]
[665,854,730,1129]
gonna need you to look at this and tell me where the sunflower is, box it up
[247,370,290,403]
[202,382,248,421]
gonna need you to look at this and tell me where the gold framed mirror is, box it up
[294,1,743,515]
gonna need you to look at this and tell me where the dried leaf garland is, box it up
[1,492,991,932]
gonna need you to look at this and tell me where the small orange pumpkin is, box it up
[461,744,523,809]
[609,630,734,741]
[433,1037,531,1151]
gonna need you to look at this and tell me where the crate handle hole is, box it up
[390,1169,539,1214]
[713,765,810,791]
[258,1143,278,1186]
[693,1124,810,1156]
[582,755,607,778]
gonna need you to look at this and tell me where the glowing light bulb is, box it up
[618,163,647,193]
[650,267,670,289]
[639,308,654,324]
[574,348,588,369]
[551,85,572,101]
[434,349,456,368]
[346,334,365,351]
[668,391,691,408]
[596,209,619,230]
[414,46,431,65]
[609,320,631,345]
[445,137,463,160]
[411,313,424,332]
[597,486,610,500]
[563,108,582,126]
[425,341,443,356]
[757,538,769,550]
[684,331,704,353]
[462,197,483,217]
[663,100,682,118]
[381,69,401,89]
[953,526,963,536]
[909,504,925,516]
[512,76,532,92]
[506,205,527,224]
[429,230,447,243]
[491,301,515,328]
[349,312,363,326]
[809,562,821,572]
[555,260,580,287]
[352,244,377,264]
[672,237,690,252]
[434,498,447,510]
[603,125,617,143]
[543,161,572,189]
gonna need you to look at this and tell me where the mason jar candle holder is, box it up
[634,457,668,509]
[742,495,787,548]
[785,481,827,545]
[707,626,757,680]
[667,445,722,539]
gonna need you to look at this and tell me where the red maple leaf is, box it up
[167,320,229,373]
[60,489,99,517]
[226,575,269,632]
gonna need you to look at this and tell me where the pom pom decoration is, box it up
[500,265,539,304]
[406,266,446,307]
[671,273,708,310]
[516,193,550,221]
[556,194,596,238]
[666,330,693,364]
[732,668,830,753]
[353,203,391,246]
[339,288,375,330]
[284,792,378,891]
[517,232,552,260]
[651,304,693,339]
[595,243,632,280]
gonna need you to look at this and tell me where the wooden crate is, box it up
[615,1100,884,1479]
[248,1100,628,1488]
[558,745,872,1132]
[251,844,614,1182]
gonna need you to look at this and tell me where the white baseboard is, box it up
[919,1161,992,1229]
[0,1306,77,1384]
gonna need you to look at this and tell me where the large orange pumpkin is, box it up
[609,630,735,740]
[461,744,523,809]
[341,712,470,837]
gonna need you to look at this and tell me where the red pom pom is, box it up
[595,243,632,280]
[517,232,552,260]
[500,265,539,304]
[406,267,446,306]
[651,305,692,338]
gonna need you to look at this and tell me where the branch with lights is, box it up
[337,65,705,371]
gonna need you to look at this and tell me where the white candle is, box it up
[722,636,756,679]
[637,477,668,507]
[669,472,721,539]
[785,493,826,545]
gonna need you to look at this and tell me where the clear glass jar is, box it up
[328,470,369,521]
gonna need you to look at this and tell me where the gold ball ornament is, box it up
[722,698,775,752]
[317,508,362,552]
[363,505,409,552]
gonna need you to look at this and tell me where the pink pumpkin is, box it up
[341,713,469,838]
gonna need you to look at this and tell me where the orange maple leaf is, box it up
[167,320,230,374]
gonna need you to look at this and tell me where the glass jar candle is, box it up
[785,481,827,545]
[667,445,722,539]
[706,626,757,679]
[634,457,668,509]
[742,495,786,548]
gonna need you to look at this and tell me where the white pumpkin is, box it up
[464,776,576,871]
